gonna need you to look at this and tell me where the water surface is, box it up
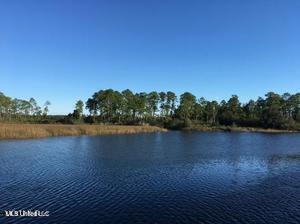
[0,132,300,224]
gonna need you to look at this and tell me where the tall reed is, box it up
[0,124,167,140]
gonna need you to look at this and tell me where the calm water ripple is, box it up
[0,132,300,224]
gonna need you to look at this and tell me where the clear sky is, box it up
[1,0,299,114]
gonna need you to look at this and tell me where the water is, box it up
[0,132,300,224]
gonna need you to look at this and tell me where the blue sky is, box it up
[1,0,299,114]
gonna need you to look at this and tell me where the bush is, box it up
[164,119,185,130]
[40,119,50,124]
[183,118,192,128]
[84,116,95,124]
[56,116,74,124]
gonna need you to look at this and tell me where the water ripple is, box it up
[0,133,300,223]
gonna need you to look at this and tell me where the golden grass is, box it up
[0,124,167,140]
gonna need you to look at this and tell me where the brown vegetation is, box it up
[0,124,167,140]
[184,125,299,133]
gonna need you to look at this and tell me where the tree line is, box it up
[75,89,299,130]
[1,89,299,130]
[0,92,50,122]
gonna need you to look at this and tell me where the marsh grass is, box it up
[0,124,167,140]
[184,125,298,133]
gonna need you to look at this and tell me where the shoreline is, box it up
[0,124,299,140]
[0,124,167,140]
[183,125,299,133]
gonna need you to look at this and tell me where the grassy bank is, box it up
[0,123,298,140]
[183,125,299,133]
[0,124,167,140]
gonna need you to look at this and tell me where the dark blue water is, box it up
[0,132,300,224]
